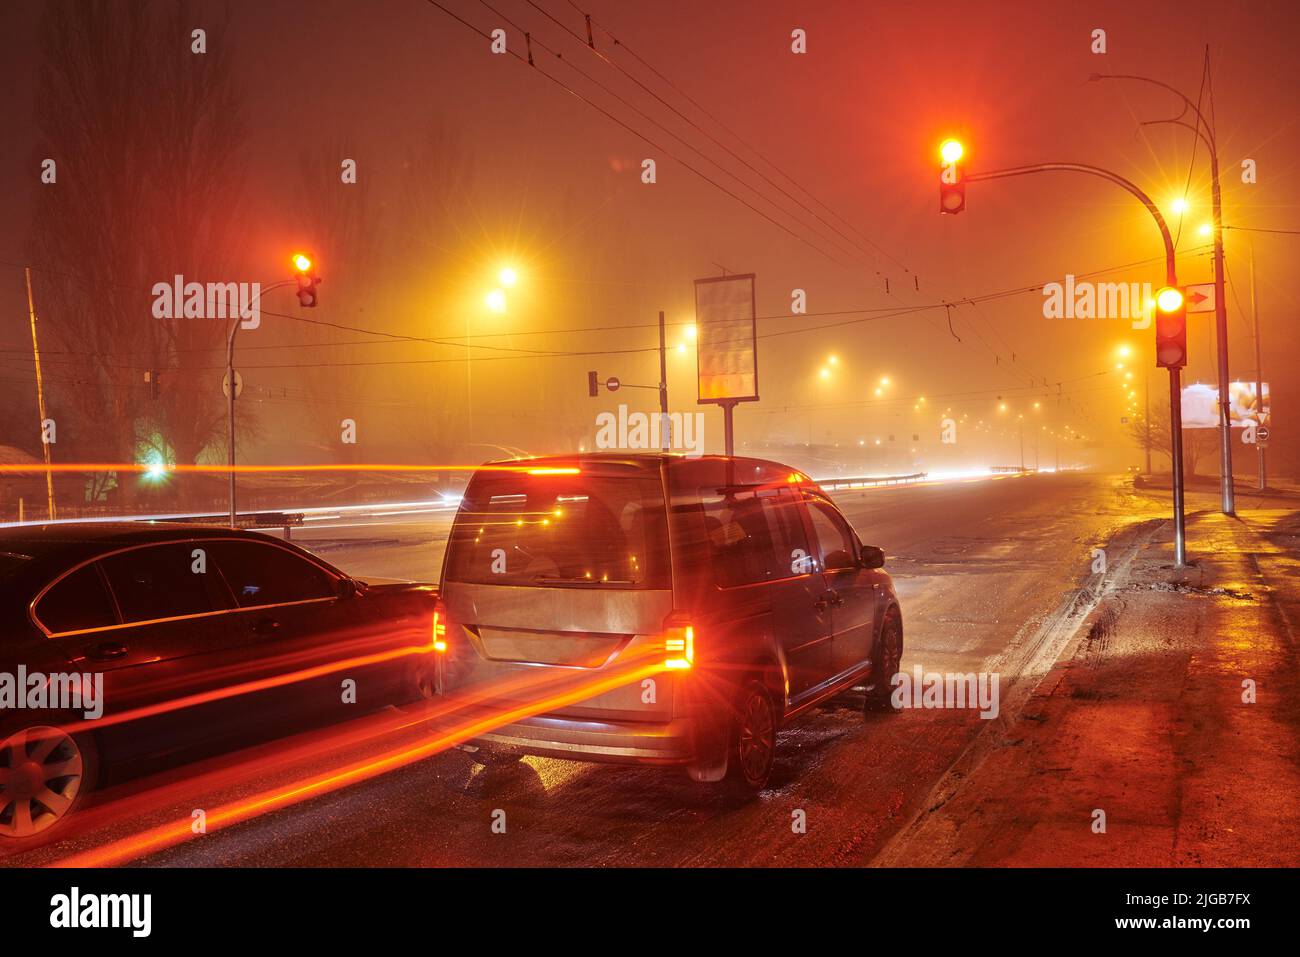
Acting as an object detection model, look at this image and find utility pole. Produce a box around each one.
[658,310,669,451]
[1208,121,1235,514]
[1250,241,1266,489]
[24,267,55,521]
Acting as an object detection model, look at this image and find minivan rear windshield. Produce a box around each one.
[445,467,671,589]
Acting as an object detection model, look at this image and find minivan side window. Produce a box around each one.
[206,541,335,607]
[805,496,858,572]
[34,564,118,635]
[702,486,810,588]
[99,544,230,623]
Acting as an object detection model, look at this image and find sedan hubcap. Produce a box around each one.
[0,727,84,839]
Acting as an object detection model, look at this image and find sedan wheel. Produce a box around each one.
[0,726,87,840]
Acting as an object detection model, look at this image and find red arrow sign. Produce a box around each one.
[1185,282,1216,313]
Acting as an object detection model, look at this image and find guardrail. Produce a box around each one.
[158,511,306,538]
[815,472,928,491]
[989,466,1036,474]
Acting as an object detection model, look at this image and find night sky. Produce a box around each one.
[0,0,1296,478]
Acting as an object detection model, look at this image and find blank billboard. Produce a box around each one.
[694,274,758,403]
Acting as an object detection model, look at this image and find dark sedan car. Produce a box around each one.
[0,522,439,847]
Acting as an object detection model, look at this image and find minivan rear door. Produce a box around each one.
[440,462,677,723]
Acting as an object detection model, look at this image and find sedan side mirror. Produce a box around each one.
[334,577,358,599]
[859,545,885,569]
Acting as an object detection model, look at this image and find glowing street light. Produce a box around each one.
[292,252,313,273]
[1171,196,1189,215]
[485,289,507,313]
[499,266,518,287]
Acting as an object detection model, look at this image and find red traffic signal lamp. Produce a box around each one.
[293,253,320,308]
[1153,285,1187,368]
[939,139,965,214]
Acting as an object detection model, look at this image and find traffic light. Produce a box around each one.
[1153,285,1187,368]
[939,139,965,214]
[587,370,599,397]
[293,253,319,308]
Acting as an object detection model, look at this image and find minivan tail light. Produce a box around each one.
[432,600,448,653]
[664,624,694,670]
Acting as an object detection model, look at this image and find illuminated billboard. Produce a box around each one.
[694,273,758,404]
[1181,381,1270,429]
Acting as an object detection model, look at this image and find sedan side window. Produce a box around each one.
[100,544,230,623]
[207,541,335,608]
[34,564,118,635]
[805,497,858,572]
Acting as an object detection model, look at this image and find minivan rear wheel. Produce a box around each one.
[865,611,903,714]
[724,680,777,794]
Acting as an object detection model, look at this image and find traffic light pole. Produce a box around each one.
[965,161,1185,566]
[226,279,295,528]
[1092,71,1235,516]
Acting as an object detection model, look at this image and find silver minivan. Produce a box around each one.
[435,453,902,793]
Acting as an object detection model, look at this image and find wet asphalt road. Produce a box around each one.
[5,472,1182,867]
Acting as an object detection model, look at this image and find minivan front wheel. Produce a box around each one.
[865,611,903,714]
[725,680,777,794]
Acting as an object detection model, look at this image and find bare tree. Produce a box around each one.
[1127,396,1217,476]
[27,0,246,504]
